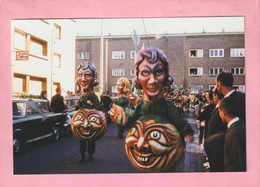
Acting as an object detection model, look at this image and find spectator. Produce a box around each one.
[197,90,215,143]
[216,71,245,122]
[219,97,246,171]
[50,87,66,113]
[40,90,50,112]
[204,86,226,172]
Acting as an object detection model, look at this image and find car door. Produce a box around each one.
[37,101,54,137]
[25,103,44,143]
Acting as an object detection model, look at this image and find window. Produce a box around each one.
[112,69,125,76]
[190,84,203,94]
[29,80,42,95]
[189,67,203,76]
[112,86,117,93]
[37,101,50,113]
[233,85,245,93]
[13,102,26,117]
[54,24,61,40]
[130,69,136,76]
[14,29,47,58]
[231,67,244,75]
[78,52,84,59]
[13,77,24,93]
[209,85,215,90]
[14,31,26,50]
[30,36,48,57]
[209,49,224,57]
[112,51,125,59]
[54,53,61,68]
[189,49,203,58]
[230,48,245,57]
[209,67,223,76]
[130,51,136,59]
[78,51,90,59]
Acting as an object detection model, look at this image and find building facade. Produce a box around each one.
[75,32,245,95]
[11,19,76,99]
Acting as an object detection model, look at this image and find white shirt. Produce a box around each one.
[227,117,239,129]
[224,89,235,98]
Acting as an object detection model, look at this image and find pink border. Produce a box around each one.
[1,0,260,186]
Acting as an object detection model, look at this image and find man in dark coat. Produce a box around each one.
[216,71,245,122]
[51,87,66,113]
[219,97,246,172]
[204,86,226,172]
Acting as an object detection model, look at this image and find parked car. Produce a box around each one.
[12,98,67,154]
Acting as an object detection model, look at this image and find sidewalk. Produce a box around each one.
[183,111,207,172]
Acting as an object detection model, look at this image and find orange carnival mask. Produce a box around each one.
[125,120,184,172]
[71,109,107,141]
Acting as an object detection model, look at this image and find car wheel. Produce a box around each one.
[13,138,21,154]
[52,127,60,141]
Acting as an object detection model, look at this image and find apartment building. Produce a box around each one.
[11,19,76,99]
[185,33,245,94]
[75,32,245,95]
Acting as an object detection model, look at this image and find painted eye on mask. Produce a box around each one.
[89,116,100,124]
[148,130,167,143]
[74,114,83,121]
[129,127,138,136]
[84,73,92,78]
[154,70,163,76]
[141,70,150,77]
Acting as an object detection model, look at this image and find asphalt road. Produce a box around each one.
[14,111,203,174]
[14,123,139,174]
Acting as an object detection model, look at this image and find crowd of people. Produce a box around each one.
[193,71,246,172]
[38,47,245,172]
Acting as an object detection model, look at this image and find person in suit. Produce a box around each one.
[219,97,246,172]
[204,86,226,172]
[206,86,226,137]
[215,71,245,122]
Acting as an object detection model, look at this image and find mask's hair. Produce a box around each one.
[118,77,130,93]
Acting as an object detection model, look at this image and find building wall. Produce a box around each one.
[185,34,245,93]
[75,33,245,95]
[11,19,76,99]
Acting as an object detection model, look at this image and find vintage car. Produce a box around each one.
[12,98,67,154]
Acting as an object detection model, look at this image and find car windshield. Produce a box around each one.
[13,102,26,117]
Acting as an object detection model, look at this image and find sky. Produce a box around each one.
[74,17,244,36]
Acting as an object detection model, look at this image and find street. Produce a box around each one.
[14,111,204,174]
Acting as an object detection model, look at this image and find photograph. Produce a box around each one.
[11,17,246,175]
[1,0,260,186]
